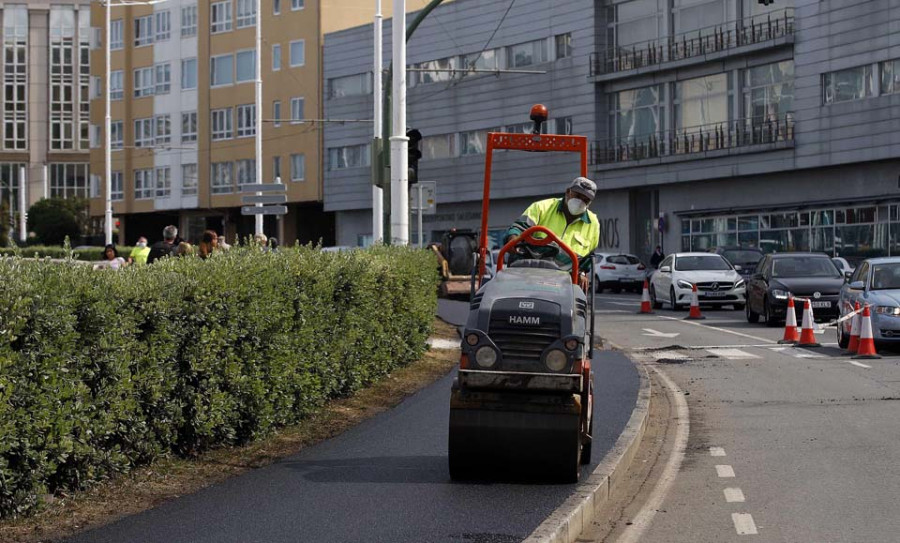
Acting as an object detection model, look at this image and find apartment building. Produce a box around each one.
[0,2,91,239]
[325,0,900,263]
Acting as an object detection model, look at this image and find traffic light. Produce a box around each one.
[407,129,422,185]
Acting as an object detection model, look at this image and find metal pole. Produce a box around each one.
[254,0,264,236]
[18,166,26,242]
[104,0,113,245]
[42,164,48,199]
[372,0,383,244]
[390,0,408,245]
[417,183,423,248]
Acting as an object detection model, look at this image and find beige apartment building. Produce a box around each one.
[0,2,91,240]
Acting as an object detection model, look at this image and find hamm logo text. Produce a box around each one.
[509,315,541,325]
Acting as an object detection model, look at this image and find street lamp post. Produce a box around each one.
[254,0,263,236]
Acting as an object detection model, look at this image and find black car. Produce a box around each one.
[709,246,764,279]
[746,252,844,326]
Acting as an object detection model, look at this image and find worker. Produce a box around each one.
[128,236,150,265]
[504,177,600,290]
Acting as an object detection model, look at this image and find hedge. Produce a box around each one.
[0,246,134,262]
[0,245,438,518]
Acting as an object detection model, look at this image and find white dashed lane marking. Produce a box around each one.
[732,513,759,535]
[709,447,726,457]
[705,348,759,359]
[849,360,873,369]
[724,488,746,503]
[715,465,736,478]
[769,346,824,359]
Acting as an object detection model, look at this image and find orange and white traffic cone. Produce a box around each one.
[846,301,861,354]
[639,279,653,314]
[778,296,799,344]
[685,284,705,320]
[796,299,821,347]
[853,305,881,360]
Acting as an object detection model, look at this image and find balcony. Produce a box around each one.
[590,8,794,79]
[590,113,794,167]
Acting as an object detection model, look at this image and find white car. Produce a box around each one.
[649,252,746,310]
[595,253,648,293]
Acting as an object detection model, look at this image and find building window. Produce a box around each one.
[155,167,171,198]
[675,73,730,131]
[612,85,665,141]
[743,60,794,121]
[290,97,304,123]
[155,114,171,145]
[182,163,198,195]
[111,120,123,149]
[111,171,124,201]
[236,49,256,83]
[292,0,304,10]
[327,143,370,170]
[78,9,90,151]
[461,49,499,74]
[460,129,491,156]
[272,44,281,71]
[155,11,171,41]
[155,63,171,94]
[50,163,90,199]
[882,59,900,95]
[134,168,154,199]
[110,70,123,100]
[328,72,372,98]
[211,162,234,194]
[236,159,256,186]
[274,0,281,15]
[414,57,456,85]
[674,0,727,35]
[211,1,233,33]
[508,38,548,68]
[3,4,28,150]
[181,112,198,143]
[182,58,197,89]
[823,64,876,104]
[273,156,281,180]
[555,116,573,135]
[422,134,456,159]
[181,5,197,37]
[134,67,154,97]
[134,118,154,147]
[134,15,153,47]
[210,54,234,86]
[555,33,572,59]
[50,6,76,151]
[110,19,124,50]
[90,124,101,148]
[273,101,281,126]
[237,0,257,27]
[291,153,305,181]
[237,104,256,137]
[290,39,305,67]
[211,108,233,140]
[608,0,665,52]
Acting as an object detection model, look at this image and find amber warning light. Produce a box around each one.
[529,104,548,134]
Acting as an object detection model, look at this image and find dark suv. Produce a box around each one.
[746,252,844,326]
[709,247,764,279]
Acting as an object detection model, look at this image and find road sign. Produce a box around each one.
[409,181,436,215]
[240,183,287,193]
[241,194,288,205]
[241,205,288,216]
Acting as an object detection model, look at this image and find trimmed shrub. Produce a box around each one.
[0,245,438,518]
[26,198,86,246]
[0,246,133,261]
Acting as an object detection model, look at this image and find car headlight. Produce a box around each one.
[735,279,745,289]
[474,346,498,368]
[875,306,900,316]
[771,289,790,300]
[676,279,693,289]
[544,349,568,372]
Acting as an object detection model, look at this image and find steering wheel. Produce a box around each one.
[496,226,580,284]
[514,238,561,260]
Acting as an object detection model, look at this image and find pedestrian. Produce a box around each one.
[99,243,126,270]
[147,225,179,264]
[128,236,150,265]
[198,230,219,259]
[650,245,664,269]
[268,237,279,251]
[254,233,268,248]
[174,241,194,257]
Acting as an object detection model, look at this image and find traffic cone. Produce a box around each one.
[796,299,821,347]
[778,296,799,344]
[846,301,861,354]
[638,280,653,314]
[685,284,705,320]
[853,305,881,360]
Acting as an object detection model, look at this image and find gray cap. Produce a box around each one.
[568,177,596,200]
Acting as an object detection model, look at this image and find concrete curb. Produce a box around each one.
[522,354,652,543]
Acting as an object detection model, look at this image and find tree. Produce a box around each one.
[27,198,81,246]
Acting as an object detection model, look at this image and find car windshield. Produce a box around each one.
[772,257,841,278]
[723,250,762,264]
[675,255,731,271]
[870,263,900,290]
[607,255,640,265]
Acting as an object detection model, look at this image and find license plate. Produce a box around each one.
[702,291,727,297]
[811,301,831,308]
[618,278,636,283]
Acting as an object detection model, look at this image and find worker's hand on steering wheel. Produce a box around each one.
[514,238,561,260]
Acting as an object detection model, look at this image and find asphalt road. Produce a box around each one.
[67,301,639,543]
[584,292,900,543]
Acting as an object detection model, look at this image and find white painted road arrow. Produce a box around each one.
[642,328,681,338]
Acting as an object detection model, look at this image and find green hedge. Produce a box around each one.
[0,246,438,518]
[0,246,135,262]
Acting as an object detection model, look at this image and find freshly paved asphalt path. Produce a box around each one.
[67,301,639,543]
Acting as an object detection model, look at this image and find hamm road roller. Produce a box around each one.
[448,105,596,483]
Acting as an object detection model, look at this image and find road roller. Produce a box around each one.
[448,105,596,483]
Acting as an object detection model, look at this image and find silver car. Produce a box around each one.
[838,257,900,347]
[595,253,648,293]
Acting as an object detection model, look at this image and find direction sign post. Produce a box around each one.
[240,183,287,217]
[409,181,436,247]
[241,205,288,216]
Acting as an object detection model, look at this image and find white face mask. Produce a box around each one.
[137,242,147,248]
[567,198,588,216]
